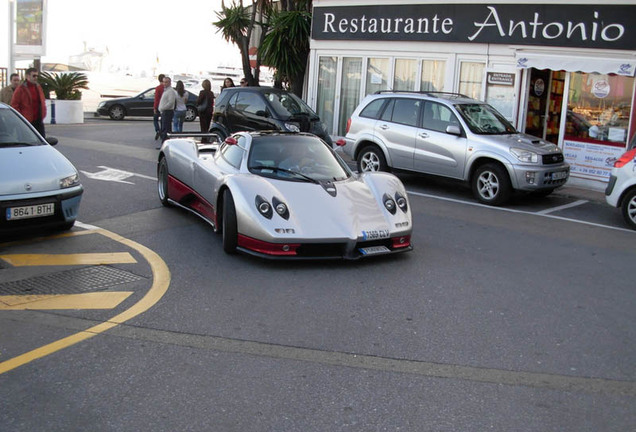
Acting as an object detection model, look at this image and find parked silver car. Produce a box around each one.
[0,103,83,235]
[605,147,636,230]
[343,91,570,205]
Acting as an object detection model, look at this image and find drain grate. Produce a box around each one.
[0,266,145,296]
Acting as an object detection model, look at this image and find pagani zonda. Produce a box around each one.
[157,131,412,259]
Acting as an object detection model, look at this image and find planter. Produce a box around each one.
[44,99,84,124]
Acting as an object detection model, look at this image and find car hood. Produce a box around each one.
[0,145,78,196]
[232,173,410,241]
[476,133,561,154]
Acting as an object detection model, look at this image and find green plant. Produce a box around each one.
[38,72,89,100]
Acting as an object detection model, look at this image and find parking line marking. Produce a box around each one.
[537,199,588,215]
[0,292,133,310]
[0,252,137,266]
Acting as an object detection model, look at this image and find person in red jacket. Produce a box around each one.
[153,74,165,140]
[11,68,47,137]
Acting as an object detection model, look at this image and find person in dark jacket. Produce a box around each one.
[153,74,165,140]
[11,68,47,137]
[197,79,215,143]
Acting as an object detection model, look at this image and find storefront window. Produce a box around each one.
[393,59,417,91]
[366,58,389,95]
[421,60,445,92]
[338,57,362,136]
[565,72,634,146]
[316,56,337,135]
[459,62,485,99]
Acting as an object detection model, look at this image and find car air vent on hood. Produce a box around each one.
[320,181,337,197]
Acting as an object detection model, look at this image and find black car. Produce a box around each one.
[96,87,199,121]
[210,86,333,146]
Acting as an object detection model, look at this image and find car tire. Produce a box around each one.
[472,163,512,206]
[621,188,636,230]
[157,157,171,207]
[59,221,75,231]
[222,189,238,254]
[185,106,197,122]
[108,104,125,120]
[357,145,388,172]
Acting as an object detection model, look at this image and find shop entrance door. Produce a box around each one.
[525,68,550,139]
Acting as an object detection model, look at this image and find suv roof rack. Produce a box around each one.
[374,90,470,99]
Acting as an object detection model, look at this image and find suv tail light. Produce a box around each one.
[346,118,352,134]
[614,148,636,168]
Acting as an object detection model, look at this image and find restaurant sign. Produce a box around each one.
[312,4,636,50]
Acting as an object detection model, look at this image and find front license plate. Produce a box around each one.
[6,203,55,220]
[551,171,568,180]
[359,246,391,256]
[362,229,390,241]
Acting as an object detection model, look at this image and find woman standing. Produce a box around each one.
[172,80,188,133]
[220,77,235,93]
[197,79,215,142]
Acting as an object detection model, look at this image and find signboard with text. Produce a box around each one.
[14,0,47,57]
[563,140,626,181]
[312,4,636,51]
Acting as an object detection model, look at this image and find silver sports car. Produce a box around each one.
[157,131,413,259]
[0,103,83,236]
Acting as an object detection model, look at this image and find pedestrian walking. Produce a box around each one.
[196,79,215,143]
[11,68,47,137]
[153,74,165,140]
[0,73,20,105]
[158,76,177,147]
[173,80,188,133]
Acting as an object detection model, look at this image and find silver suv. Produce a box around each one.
[343,91,570,205]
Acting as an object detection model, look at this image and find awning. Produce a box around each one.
[515,50,636,76]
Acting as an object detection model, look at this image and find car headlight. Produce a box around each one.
[284,122,300,132]
[510,147,539,163]
[272,196,290,220]
[59,173,80,189]
[255,195,273,219]
[395,192,408,213]
[383,193,397,214]
[98,101,106,108]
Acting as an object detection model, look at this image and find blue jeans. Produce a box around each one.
[173,110,186,133]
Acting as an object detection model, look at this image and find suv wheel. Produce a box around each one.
[357,145,387,172]
[472,163,512,206]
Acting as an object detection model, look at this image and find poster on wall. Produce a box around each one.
[563,140,626,181]
[14,0,46,56]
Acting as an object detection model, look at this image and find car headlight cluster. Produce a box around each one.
[510,147,539,164]
[59,173,80,189]
[256,195,289,220]
[284,122,300,132]
[383,192,408,215]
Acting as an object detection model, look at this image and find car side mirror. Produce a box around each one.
[46,136,58,146]
[446,125,462,136]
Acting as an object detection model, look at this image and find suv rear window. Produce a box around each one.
[360,99,387,119]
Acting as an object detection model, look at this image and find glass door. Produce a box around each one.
[525,68,550,139]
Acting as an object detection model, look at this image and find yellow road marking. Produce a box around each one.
[0,292,133,310]
[0,252,137,266]
[0,228,170,375]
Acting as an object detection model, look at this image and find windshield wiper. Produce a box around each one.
[0,142,37,147]
[250,165,320,184]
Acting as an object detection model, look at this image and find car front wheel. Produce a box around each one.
[621,188,636,230]
[108,104,125,120]
[357,145,388,172]
[472,163,512,206]
[222,189,238,254]
[157,157,171,207]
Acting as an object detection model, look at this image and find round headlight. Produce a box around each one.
[385,198,395,210]
[275,203,287,215]
[259,202,271,214]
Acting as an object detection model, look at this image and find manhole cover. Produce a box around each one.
[0,266,145,295]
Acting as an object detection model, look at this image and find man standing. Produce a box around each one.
[11,68,47,137]
[153,73,165,140]
[0,73,20,104]
[158,76,177,146]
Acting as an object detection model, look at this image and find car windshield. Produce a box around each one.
[263,91,317,118]
[248,135,350,182]
[0,108,44,146]
[454,103,517,135]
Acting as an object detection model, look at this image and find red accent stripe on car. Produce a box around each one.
[168,175,217,225]
[238,234,300,256]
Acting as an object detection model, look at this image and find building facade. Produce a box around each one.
[306,0,636,190]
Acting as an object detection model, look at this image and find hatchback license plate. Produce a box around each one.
[551,171,567,180]
[359,245,391,256]
[6,203,55,220]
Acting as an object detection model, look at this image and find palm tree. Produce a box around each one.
[39,72,89,100]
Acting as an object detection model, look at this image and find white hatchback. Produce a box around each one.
[605,147,636,230]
